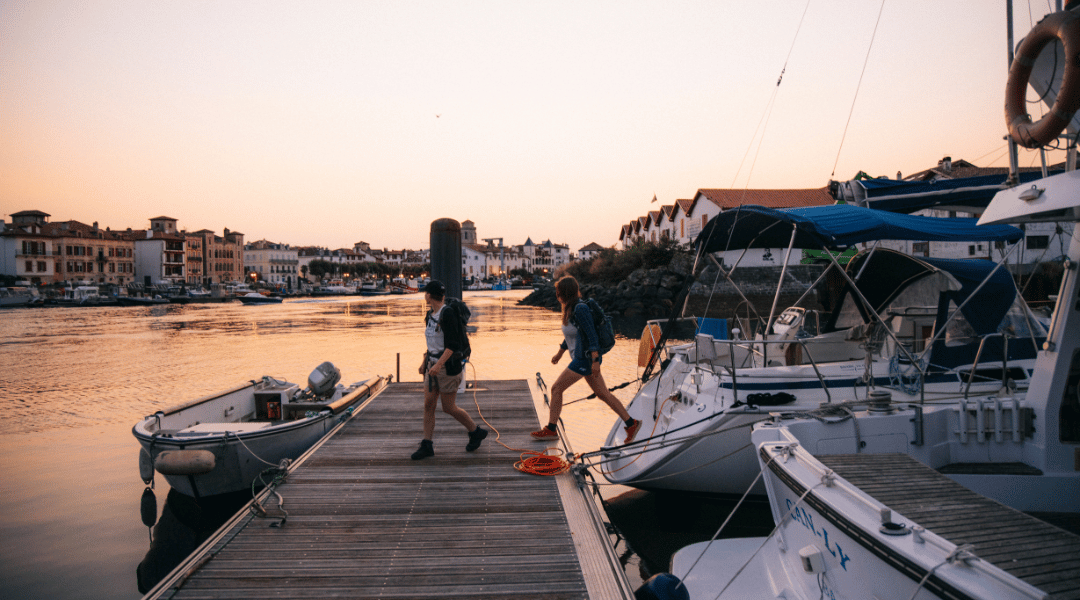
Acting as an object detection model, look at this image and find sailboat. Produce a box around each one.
[595,204,1041,496]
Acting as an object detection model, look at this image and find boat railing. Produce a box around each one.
[963,332,1011,399]
[705,336,835,404]
[757,429,1047,600]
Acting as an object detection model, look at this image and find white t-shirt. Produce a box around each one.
[562,322,578,356]
[425,306,445,355]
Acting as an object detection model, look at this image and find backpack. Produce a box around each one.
[573,298,616,355]
[443,297,471,361]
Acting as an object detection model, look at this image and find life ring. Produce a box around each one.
[1005,10,1080,148]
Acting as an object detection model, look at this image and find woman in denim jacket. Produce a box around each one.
[531,275,641,443]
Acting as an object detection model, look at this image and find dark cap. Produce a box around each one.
[420,280,445,296]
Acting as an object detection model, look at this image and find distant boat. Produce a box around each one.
[238,292,283,304]
[133,363,385,497]
[0,287,38,308]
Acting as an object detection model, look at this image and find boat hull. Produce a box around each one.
[133,376,381,497]
[601,351,1031,496]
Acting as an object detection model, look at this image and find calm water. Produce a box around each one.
[0,291,656,599]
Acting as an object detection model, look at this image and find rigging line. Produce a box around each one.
[729,0,813,190]
[830,0,888,178]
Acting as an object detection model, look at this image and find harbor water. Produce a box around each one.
[0,290,763,599]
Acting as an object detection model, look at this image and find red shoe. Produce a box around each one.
[624,419,642,444]
[531,427,559,440]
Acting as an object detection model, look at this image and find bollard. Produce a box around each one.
[430,218,463,299]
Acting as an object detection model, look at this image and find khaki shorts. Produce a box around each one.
[425,362,463,395]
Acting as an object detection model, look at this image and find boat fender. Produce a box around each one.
[1006,9,1080,148]
[154,450,216,476]
[139,449,155,484]
[633,573,690,600]
[140,486,158,528]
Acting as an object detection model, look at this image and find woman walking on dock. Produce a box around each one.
[411,280,487,460]
[531,275,641,443]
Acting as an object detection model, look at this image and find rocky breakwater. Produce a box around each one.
[518,253,829,338]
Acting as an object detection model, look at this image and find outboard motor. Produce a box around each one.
[307,362,341,397]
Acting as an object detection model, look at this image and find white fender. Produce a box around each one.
[154,450,216,476]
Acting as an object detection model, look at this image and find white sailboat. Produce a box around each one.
[595,205,1042,496]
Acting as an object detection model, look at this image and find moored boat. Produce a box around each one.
[133,363,386,497]
[663,420,1078,599]
[238,292,283,304]
[594,205,1037,496]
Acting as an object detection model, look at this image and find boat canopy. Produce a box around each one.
[833,250,1015,337]
[828,249,1043,367]
[847,171,1058,214]
[695,204,1025,253]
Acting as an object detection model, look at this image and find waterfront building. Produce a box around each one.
[129,217,186,286]
[577,242,606,261]
[244,240,299,289]
[0,210,135,286]
[170,225,243,286]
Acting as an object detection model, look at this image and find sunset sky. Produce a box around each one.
[0,1,1067,253]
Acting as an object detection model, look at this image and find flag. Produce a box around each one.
[650,194,657,203]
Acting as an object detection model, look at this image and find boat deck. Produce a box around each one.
[818,453,1080,600]
[142,379,632,600]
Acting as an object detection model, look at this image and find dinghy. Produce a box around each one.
[134,362,385,498]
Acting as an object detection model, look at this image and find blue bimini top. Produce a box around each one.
[694,204,1024,254]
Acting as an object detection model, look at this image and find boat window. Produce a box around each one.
[944,301,979,347]
[833,293,865,330]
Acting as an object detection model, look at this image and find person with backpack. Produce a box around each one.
[531,275,641,443]
[411,280,487,460]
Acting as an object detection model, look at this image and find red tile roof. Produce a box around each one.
[696,187,834,210]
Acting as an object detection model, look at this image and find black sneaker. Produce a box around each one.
[466,426,488,452]
[411,440,434,460]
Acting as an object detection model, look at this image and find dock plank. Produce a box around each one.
[818,453,1080,600]
[145,380,631,600]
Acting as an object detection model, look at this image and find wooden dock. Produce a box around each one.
[818,453,1080,600]
[143,379,634,600]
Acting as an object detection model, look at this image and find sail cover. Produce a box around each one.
[695,204,1025,253]
[852,171,1058,214]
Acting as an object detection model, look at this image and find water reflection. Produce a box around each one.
[136,488,251,594]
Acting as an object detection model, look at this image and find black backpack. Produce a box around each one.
[443,297,471,361]
[573,298,616,355]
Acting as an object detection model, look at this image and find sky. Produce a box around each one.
[0,1,1069,253]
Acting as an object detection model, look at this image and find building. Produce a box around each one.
[0,210,135,286]
[578,242,606,261]
[245,240,299,289]
[621,189,834,266]
[130,217,186,285]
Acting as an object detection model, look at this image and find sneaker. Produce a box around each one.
[411,440,434,460]
[466,426,488,452]
[624,419,642,444]
[530,427,559,440]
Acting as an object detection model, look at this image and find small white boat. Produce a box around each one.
[133,363,385,498]
[238,292,283,304]
[663,421,1076,600]
[0,286,38,308]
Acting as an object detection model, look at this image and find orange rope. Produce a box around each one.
[467,363,573,476]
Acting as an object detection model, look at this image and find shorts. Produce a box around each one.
[426,362,463,395]
[568,355,601,377]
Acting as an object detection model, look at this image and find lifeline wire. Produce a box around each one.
[831,0,888,177]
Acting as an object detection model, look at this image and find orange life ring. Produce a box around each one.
[1006,10,1080,148]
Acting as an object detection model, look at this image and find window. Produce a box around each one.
[912,242,929,256]
[1027,235,1049,250]
[37,261,46,272]
[25,260,33,272]
[968,245,976,256]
